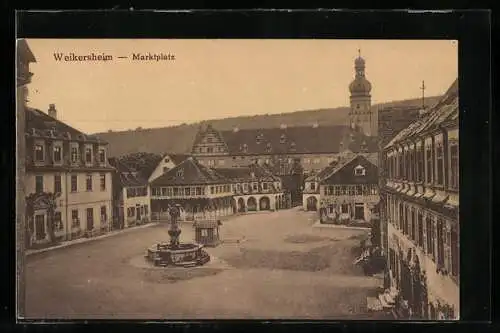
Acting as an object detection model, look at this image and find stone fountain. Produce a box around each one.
[145,205,210,267]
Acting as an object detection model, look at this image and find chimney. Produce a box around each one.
[48,104,57,119]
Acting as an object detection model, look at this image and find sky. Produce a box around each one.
[24,39,458,134]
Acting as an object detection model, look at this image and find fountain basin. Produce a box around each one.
[145,242,210,268]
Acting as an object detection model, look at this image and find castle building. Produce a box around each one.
[190,53,378,175]
[348,51,377,137]
[25,105,114,245]
[380,79,459,319]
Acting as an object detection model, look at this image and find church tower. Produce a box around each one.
[348,50,377,136]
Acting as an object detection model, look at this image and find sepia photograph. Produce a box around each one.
[16,38,459,320]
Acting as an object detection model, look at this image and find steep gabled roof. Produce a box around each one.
[195,124,378,155]
[151,157,228,186]
[25,107,107,144]
[320,154,378,185]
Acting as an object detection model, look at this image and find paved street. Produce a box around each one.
[26,208,389,320]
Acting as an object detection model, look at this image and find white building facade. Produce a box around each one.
[25,106,113,246]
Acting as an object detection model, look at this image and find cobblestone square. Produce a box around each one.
[25,208,392,320]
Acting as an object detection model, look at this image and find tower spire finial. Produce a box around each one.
[420,80,426,109]
[358,48,361,58]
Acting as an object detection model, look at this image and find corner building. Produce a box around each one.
[25,105,114,245]
[380,79,459,320]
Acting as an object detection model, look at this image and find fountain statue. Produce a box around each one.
[145,204,210,267]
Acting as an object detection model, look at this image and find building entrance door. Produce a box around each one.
[354,203,364,220]
[35,214,45,240]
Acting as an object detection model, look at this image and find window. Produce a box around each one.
[71,146,79,163]
[403,206,409,235]
[218,160,225,166]
[449,142,459,189]
[206,137,213,143]
[313,158,320,164]
[436,219,445,267]
[425,144,433,184]
[71,175,78,192]
[426,215,435,258]
[303,158,310,164]
[144,205,149,216]
[34,144,44,162]
[85,147,92,163]
[341,204,349,214]
[354,165,366,176]
[53,146,62,163]
[86,208,94,230]
[54,174,61,193]
[185,187,190,196]
[310,182,316,191]
[436,142,444,185]
[348,186,356,196]
[54,212,63,231]
[398,203,404,230]
[99,148,106,163]
[163,166,169,173]
[262,182,268,191]
[100,173,106,191]
[210,186,214,194]
[100,206,107,222]
[71,209,79,227]
[340,186,347,195]
[196,187,202,195]
[207,147,213,154]
[35,175,43,193]
[176,169,184,178]
[451,228,459,277]
[356,185,363,196]
[86,174,92,191]
[411,208,416,241]
[418,212,424,248]
[417,145,424,182]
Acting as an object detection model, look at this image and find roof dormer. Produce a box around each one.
[354,165,366,176]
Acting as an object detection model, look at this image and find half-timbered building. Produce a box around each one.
[150,157,234,221]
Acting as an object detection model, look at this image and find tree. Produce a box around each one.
[26,191,61,246]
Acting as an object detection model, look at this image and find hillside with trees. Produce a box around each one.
[96,96,441,157]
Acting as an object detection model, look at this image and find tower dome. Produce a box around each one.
[349,51,371,96]
[355,56,365,67]
[349,77,372,95]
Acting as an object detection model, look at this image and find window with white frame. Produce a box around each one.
[85,146,93,163]
[70,144,79,163]
[354,165,366,176]
[53,145,62,163]
[34,143,45,162]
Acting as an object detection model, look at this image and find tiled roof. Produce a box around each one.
[320,154,378,185]
[215,164,280,182]
[206,125,378,155]
[305,160,340,182]
[151,157,228,186]
[108,157,149,187]
[385,79,458,149]
[168,154,191,165]
[25,108,107,144]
